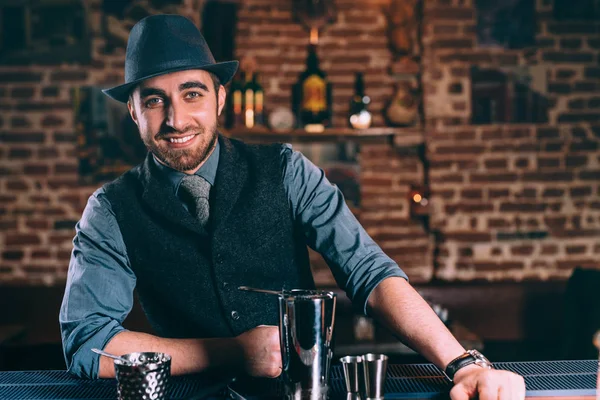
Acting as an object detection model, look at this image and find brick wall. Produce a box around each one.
[0,0,599,285]
[422,0,600,280]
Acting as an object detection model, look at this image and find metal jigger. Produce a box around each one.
[340,356,364,394]
[361,353,388,400]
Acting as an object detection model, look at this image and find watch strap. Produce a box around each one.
[444,352,477,382]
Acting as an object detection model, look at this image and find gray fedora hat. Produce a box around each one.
[103,14,239,103]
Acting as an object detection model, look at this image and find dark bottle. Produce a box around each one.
[348,72,372,129]
[292,43,332,132]
[253,73,265,127]
[226,71,244,129]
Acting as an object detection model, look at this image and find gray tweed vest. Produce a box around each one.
[102,135,314,339]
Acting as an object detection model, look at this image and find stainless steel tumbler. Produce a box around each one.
[114,352,171,400]
[279,290,337,400]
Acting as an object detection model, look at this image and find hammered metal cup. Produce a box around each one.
[114,352,171,400]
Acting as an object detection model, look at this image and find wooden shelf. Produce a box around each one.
[223,126,424,146]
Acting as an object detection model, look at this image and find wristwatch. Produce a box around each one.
[443,349,493,382]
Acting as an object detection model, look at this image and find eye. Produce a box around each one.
[185,91,202,99]
[144,97,163,108]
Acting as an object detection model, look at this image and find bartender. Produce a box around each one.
[60,14,525,400]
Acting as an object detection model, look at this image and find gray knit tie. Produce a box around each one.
[179,175,211,227]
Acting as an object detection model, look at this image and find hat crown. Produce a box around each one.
[125,14,216,83]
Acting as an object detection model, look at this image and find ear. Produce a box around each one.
[217,85,226,116]
[127,98,138,124]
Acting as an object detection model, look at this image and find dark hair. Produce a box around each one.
[128,70,222,103]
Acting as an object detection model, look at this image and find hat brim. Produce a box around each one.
[102,60,239,103]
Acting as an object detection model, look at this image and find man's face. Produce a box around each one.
[128,69,226,174]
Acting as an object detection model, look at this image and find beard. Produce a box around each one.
[143,123,218,172]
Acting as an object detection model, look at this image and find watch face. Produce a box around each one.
[468,350,493,369]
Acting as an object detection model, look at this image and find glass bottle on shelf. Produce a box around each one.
[292,27,332,133]
[226,71,244,129]
[253,73,265,127]
[243,71,255,129]
[348,72,372,129]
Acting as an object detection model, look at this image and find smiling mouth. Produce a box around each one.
[165,134,196,144]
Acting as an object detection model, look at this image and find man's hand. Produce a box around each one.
[234,325,282,378]
[450,364,526,400]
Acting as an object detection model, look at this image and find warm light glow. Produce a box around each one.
[310,27,319,45]
[412,193,422,203]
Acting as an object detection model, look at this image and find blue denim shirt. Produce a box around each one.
[59,142,407,378]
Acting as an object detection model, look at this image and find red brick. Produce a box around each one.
[10,117,31,128]
[570,141,598,152]
[41,115,65,128]
[5,234,41,246]
[0,72,43,82]
[32,250,51,259]
[547,22,597,35]
[361,177,393,187]
[442,232,492,242]
[29,195,50,204]
[565,156,588,167]
[500,203,547,212]
[435,145,485,155]
[580,170,600,180]
[541,245,558,255]
[583,67,600,80]
[484,159,508,169]
[557,259,599,269]
[42,87,60,97]
[471,173,518,183]
[488,189,510,198]
[433,39,473,50]
[430,174,464,183]
[15,102,72,112]
[511,246,534,256]
[428,7,474,20]
[38,148,59,159]
[556,69,576,80]
[48,178,79,189]
[432,25,460,35]
[50,71,89,82]
[560,38,582,50]
[522,172,573,182]
[570,186,593,197]
[5,180,29,191]
[2,250,24,261]
[10,87,35,99]
[537,157,560,168]
[24,164,49,175]
[26,219,50,229]
[542,188,564,198]
[487,218,511,228]
[55,164,78,174]
[0,132,45,143]
[542,52,594,63]
[558,113,600,123]
[445,204,494,214]
[461,189,483,199]
[8,148,33,159]
[0,220,17,230]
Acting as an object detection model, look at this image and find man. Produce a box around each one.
[60,14,525,399]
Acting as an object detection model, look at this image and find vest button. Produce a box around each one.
[231,310,240,320]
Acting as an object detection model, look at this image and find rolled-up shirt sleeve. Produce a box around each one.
[280,144,408,315]
[59,188,136,379]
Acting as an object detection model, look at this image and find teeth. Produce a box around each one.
[169,135,194,144]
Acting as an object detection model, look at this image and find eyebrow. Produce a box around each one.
[139,81,210,99]
[179,81,209,92]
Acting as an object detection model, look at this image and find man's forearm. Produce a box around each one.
[99,330,243,378]
[366,276,466,370]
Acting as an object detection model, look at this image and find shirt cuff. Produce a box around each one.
[66,321,126,379]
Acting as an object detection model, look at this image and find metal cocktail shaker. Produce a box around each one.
[278,290,337,400]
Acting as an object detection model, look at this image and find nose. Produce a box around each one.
[165,100,189,132]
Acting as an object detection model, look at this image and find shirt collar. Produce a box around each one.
[152,140,220,196]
